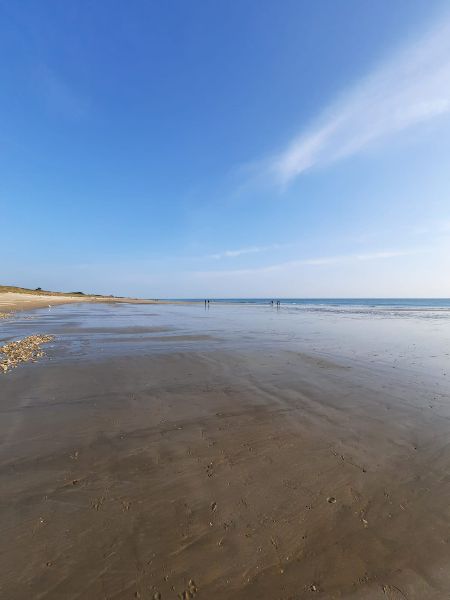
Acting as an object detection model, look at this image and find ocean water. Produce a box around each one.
[178,298,450,309]
[176,298,450,319]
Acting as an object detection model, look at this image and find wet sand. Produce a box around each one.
[1,304,450,599]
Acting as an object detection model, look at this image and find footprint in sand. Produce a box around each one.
[382,584,408,599]
[178,578,198,599]
[91,496,105,511]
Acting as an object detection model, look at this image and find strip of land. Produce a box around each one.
[0,285,160,314]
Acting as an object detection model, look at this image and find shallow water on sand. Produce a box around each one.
[2,301,450,389]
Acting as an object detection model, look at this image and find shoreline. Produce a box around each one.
[0,292,174,315]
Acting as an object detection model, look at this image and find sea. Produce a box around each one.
[176,298,450,311]
[176,297,450,308]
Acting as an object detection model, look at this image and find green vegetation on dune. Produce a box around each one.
[0,285,107,298]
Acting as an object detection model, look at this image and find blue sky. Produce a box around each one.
[2,0,450,297]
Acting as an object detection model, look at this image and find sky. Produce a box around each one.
[1,0,450,298]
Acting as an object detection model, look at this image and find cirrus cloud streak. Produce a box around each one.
[267,16,450,185]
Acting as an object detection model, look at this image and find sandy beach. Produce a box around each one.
[1,302,450,599]
[0,291,161,315]
[4,1,449,598]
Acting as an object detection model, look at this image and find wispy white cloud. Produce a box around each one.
[264,16,450,185]
[194,248,420,278]
[11,243,448,297]
[209,244,282,259]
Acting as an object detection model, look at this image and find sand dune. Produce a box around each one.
[0,291,161,314]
